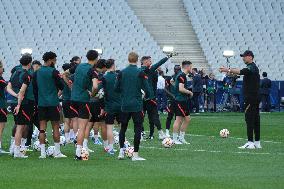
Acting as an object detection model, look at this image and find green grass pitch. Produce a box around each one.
[0,112,283,189]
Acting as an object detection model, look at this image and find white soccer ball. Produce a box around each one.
[46,146,55,156]
[81,148,90,160]
[95,88,104,99]
[220,129,230,138]
[59,136,66,146]
[162,137,174,148]
[20,146,27,155]
[33,140,41,151]
[114,135,119,145]
[125,146,134,158]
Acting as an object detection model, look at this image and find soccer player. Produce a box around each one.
[0,60,8,154]
[102,59,121,155]
[219,50,261,149]
[115,52,150,161]
[12,54,34,158]
[140,55,171,140]
[65,50,99,160]
[164,65,181,137]
[172,61,193,145]
[33,51,66,158]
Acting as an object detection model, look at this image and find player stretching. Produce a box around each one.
[115,52,150,161]
[172,61,193,144]
[65,50,99,160]
[102,59,121,155]
[33,52,66,158]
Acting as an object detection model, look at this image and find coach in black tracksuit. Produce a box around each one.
[219,50,261,149]
[260,72,271,112]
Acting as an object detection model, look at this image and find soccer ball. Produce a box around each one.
[20,146,27,155]
[162,138,174,148]
[114,136,119,145]
[46,146,55,157]
[81,148,89,160]
[125,146,134,158]
[220,129,230,138]
[33,140,41,151]
[95,88,104,99]
[59,136,66,146]
[124,140,130,148]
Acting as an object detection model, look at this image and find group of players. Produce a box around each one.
[0,49,194,161]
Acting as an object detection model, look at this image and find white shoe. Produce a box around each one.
[39,154,46,159]
[14,153,28,158]
[118,149,125,160]
[158,130,166,140]
[54,153,67,158]
[179,138,190,144]
[173,140,182,145]
[165,130,170,138]
[238,142,255,149]
[254,141,262,149]
[9,145,14,155]
[0,148,10,154]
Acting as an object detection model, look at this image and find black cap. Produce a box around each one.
[240,50,254,58]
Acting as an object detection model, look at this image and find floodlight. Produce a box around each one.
[223,50,234,58]
[163,46,174,53]
[21,48,32,55]
[94,48,103,55]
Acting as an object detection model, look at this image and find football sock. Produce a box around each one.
[70,129,74,139]
[14,145,20,154]
[109,143,113,151]
[76,145,82,157]
[54,143,60,155]
[65,132,70,142]
[40,144,46,156]
[103,140,108,149]
[173,132,178,141]
[83,138,88,149]
[180,131,185,140]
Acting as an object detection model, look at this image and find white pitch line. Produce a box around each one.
[140,146,284,156]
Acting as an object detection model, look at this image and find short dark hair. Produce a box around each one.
[32,60,42,66]
[62,63,71,71]
[262,72,267,77]
[20,54,32,66]
[182,60,192,67]
[106,59,115,69]
[70,56,80,63]
[140,56,151,63]
[42,51,57,62]
[96,59,106,69]
[86,50,99,61]
[192,68,198,72]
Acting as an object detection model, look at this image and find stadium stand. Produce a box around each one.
[0,0,166,79]
[183,0,284,80]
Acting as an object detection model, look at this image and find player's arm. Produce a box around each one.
[114,71,122,93]
[53,70,64,91]
[140,71,151,98]
[150,57,169,71]
[88,68,99,96]
[178,75,193,97]
[6,82,18,98]
[32,71,39,104]
[219,66,241,75]
[14,74,31,114]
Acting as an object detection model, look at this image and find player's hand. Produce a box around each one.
[99,109,105,117]
[188,91,193,97]
[167,53,173,58]
[87,90,92,97]
[219,66,229,73]
[14,105,20,115]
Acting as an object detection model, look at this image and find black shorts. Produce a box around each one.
[175,101,190,117]
[62,100,73,119]
[89,101,104,123]
[70,101,91,120]
[120,111,144,125]
[166,101,176,114]
[105,112,120,125]
[13,103,34,125]
[0,108,7,122]
[38,106,61,122]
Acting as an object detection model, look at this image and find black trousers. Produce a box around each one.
[119,111,143,152]
[143,99,162,136]
[244,102,260,142]
[261,94,270,112]
[192,92,201,113]
[166,101,175,130]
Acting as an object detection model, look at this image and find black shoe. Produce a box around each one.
[147,135,154,140]
[74,155,82,160]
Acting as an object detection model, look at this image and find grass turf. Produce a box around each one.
[0,112,283,189]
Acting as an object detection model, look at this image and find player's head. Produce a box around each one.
[0,60,4,75]
[262,72,267,78]
[42,51,57,67]
[192,68,198,74]
[62,63,71,71]
[182,60,192,73]
[128,52,139,64]
[141,56,152,67]
[209,73,215,79]
[96,59,107,72]
[106,59,115,71]
[174,65,181,74]
[240,50,254,64]
[70,56,81,65]
[86,50,99,65]
[20,53,32,69]
[32,60,42,71]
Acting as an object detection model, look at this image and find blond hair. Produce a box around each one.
[128,52,139,63]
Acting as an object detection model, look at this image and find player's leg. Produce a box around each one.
[118,112,130,159]
[13,124,27,158]
[165,102,175,137]
[38,107,48,158]
[105,113,115,154]
[239,103,255,149]
[132,111,145,161]
[64,118,71,143]
[254,104,261,148]
[173,101,185,144]
[9,104,17,154]
[0,108,7,153]
[179,115,190,144]
[92,123,102,145]
[83,121,93,152]
[100,122,108,151]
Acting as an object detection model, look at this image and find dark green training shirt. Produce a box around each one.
[33,66,64,107]
[140,57,168,99]
[62,74,73,101]
[103,71,121,113]
[115,64,150,112]
[0,76,7,108]
[70,63,98,103]
[175,72,189,102]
